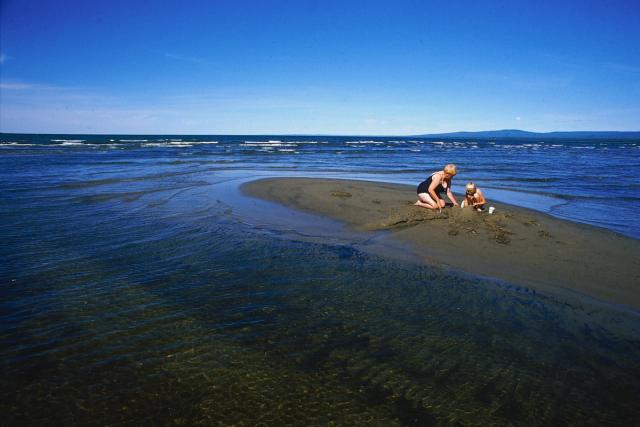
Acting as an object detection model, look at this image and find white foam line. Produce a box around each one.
[240,143,298,147]
[244,140,285,144]
[142,143,192,147]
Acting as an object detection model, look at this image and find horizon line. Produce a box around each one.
[2,129,640,137]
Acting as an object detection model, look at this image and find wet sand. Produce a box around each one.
[242,178,640,310]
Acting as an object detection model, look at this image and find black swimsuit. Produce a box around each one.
[417,172,446,196]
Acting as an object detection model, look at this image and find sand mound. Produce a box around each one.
[242,177,640,309]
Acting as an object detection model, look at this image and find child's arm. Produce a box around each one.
[472,190,486,206]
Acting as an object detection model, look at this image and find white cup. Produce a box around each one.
[489,206,495,214]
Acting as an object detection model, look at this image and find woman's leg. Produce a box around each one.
[415,192,439,209]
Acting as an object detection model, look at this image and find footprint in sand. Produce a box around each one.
[330,191,352,198]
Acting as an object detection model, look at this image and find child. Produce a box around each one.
[461,182,486,211]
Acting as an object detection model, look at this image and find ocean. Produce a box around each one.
[1,133,639,425]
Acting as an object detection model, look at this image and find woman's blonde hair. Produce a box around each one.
[444,164,457,176]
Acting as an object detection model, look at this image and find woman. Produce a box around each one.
[460,182,486,211]
[415,164,459,210]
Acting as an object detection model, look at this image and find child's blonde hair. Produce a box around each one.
[466,182,477,193]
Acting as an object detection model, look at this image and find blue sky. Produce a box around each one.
[1,0,639,134]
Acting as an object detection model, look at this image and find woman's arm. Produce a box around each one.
[446,185,458,206]
[428,175,442,203]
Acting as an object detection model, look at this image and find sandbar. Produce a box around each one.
[242,178,640,310]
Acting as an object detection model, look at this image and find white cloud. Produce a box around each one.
[605,62,640,73]
[164,52,207,65]
[363,118,389,125]
[3,77,637,134]
[0,82,32,90]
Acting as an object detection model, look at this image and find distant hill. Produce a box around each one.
[414,129,640,139]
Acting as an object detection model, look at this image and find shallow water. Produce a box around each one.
[1,134,640,425]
